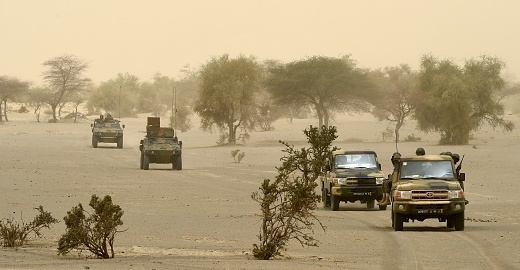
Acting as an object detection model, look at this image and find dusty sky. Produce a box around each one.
[1,0,519,85]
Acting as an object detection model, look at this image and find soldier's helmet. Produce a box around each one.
[452,153,460,163]
[391,152,401,160]
[445,151,452,157]
[415,147,425,156]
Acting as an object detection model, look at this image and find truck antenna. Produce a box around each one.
[171,86,177,137]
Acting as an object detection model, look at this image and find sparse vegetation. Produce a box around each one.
[231,149,246,163]
[403,134,421,142]
[58,195,125,259]
[251,125,338,260]
[0,206,58,247]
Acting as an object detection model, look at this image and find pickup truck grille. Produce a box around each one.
[412,190,449,200]
[345,178,376,186]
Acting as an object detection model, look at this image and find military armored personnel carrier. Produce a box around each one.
[139,117,182,170]
[390,154,466,231]
[90,114,125,148]
[321,150,386,211]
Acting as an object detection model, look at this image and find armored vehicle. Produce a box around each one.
[390,155,466,231]
[321,150,386,211]
[90,114,125,148]
[139,117,182,170]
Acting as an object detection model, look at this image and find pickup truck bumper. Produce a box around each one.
[331,186,383,199]
[392,200,465,216]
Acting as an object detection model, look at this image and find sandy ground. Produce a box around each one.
[1,110,520,270]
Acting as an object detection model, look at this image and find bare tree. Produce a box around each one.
[42,54,90,122]
[371,65,419,142]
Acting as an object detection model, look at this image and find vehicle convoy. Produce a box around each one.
[390,154,466,231]
[139,117,182,170]
[90,114,125,148]
[321,150,386,211]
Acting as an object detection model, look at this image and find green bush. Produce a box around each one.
[251,125,338,260]
[58,195,125,259]
[231,149,246,163]
[0,206,58,247]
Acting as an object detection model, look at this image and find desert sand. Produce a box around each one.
[1,109,520,270]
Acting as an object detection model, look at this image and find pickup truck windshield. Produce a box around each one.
[335,154,378,169]
[400,160,455,179]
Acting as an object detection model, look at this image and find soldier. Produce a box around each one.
[416,147,425,156]
[379,152,401,206]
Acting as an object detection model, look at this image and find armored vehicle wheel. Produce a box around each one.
[117,137,123,149]
[92,136,98,148]
[140,153,144,169]
[143,154,150,170]
[367,199,375,209]
[322,187,331,208]
[378,204,387,210]
[393,211,404,231]
[454,212,465,231]
[331,194,340,211]
[174,156,182,170]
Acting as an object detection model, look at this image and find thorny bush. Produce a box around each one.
[251,125,338,260]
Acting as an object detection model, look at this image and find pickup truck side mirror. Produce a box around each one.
[378,162,382,170]
[458,172,465,182]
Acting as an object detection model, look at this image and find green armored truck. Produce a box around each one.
[321,150,386,211]
[90,114,125,148]
[390,154,466,231]
[139,117,182,170]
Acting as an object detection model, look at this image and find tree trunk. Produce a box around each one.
[3,101,7,122]
[51,104,58,121]
[0,100,3,122]
[314,105,323,127]
[228,121,236,145]
[323,108,330,127]
[395,120,403,143]
[74,105,78,123]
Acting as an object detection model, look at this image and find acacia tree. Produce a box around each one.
[194,54,262,145]
[0,76,29,122]
[416,55,514,144]
[371,65,419,142]
[87,73,140,117]
[265,56,376,127]
[42,54,91,121]
[27,87,53,122]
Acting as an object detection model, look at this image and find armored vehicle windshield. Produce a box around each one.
[94,121,122,128]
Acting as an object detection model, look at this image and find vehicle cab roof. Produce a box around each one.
[332,150,377,156]
[398,155,452,162]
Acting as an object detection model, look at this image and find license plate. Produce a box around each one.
[353,192,371,196]
[417,209,443,214]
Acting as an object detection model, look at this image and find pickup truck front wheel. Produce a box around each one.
[454,212,465,231]
[393,211,404,231]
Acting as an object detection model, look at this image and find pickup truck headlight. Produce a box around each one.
[376,177,385,185]
[395,190,412,200]
[448,190,464,199]
[333,178,346,185]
